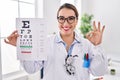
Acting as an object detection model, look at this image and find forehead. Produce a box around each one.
[58,8,75,17]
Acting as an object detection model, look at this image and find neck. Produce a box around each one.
[60,32,75,45]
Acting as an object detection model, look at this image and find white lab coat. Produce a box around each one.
[21,32,108,80]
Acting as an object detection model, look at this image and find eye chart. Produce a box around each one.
[16,18,47,61]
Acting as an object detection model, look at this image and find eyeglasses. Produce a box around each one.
[57,16,77,24]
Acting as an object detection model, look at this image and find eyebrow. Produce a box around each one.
[58,16,76,18]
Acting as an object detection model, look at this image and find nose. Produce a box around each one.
[64,19,69,25]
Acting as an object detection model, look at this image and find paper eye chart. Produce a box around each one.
[16,18,47,61]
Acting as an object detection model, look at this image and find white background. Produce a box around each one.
[81,0,120,58]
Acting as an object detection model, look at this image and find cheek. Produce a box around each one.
[72,24,76,29]
[72,21,78,28]
[58,24,62,29]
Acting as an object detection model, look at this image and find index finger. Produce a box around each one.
[93,21,97,31]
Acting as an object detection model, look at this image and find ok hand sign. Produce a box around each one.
[86,21,105,46]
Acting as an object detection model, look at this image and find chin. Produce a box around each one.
[62,31,72,36]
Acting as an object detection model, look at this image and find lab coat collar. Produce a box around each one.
[55,31,81,43]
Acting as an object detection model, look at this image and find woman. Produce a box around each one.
[5,3,108,80]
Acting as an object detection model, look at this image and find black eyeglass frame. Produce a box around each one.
[57,16,78,24]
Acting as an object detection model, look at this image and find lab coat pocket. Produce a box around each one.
[83,59,90,68]
[81,59,90,80]
[74,56,89,80]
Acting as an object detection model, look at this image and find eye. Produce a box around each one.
[68,16,75,20]
[58,16,65,20]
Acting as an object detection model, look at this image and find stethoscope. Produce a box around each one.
[63,40,79,75]
[64,55,78,75]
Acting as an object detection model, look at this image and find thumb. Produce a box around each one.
[86,31,94,40]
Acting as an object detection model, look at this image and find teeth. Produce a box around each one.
[63,27,70,31]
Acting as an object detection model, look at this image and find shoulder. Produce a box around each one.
[77,34,93,48]
[75,32,90,45]
[47,34,56,40]
[46,34,57,45]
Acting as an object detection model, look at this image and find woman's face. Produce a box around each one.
[57,8,78,36]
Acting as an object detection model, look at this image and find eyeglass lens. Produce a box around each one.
[57,16,76,24]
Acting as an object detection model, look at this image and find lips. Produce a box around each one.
[63,26,70,31]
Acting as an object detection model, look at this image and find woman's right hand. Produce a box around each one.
[4,30,19,46]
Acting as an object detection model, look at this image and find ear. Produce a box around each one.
[75,19,78,25]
